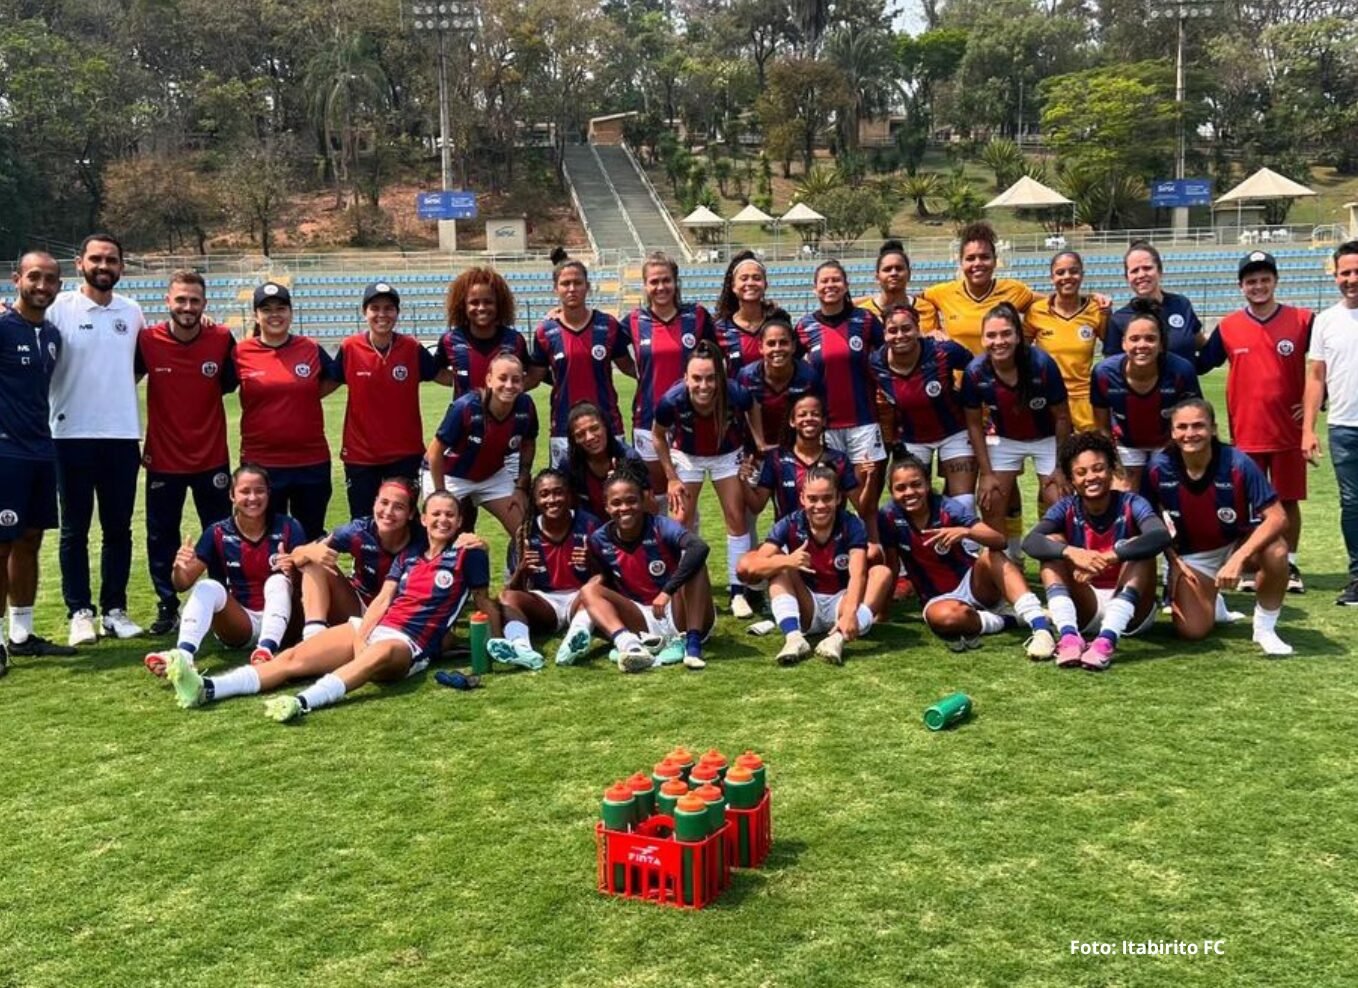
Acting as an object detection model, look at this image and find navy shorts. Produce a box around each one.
[0,455,59,542]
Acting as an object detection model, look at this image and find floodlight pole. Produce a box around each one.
[1150,0,1212,239]
[411,1,475,251]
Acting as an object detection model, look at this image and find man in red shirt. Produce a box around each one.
[136,270,238,633]
[1201,251,1311,592]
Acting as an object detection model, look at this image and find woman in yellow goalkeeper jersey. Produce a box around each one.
[1023,251,1107,433]
[916,221,1035,355]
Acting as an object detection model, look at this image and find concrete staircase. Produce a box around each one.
[561,145,642,255]
[593,145,687,257]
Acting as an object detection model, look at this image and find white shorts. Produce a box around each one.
[1082,586,1155,638]
[530,588,580,631]
[421,464,516,504]
[807,590,846,635]
[922,567,984,613]
[633,428,659,462]
[1178,544,1235,581]
[548,437,570,468]
[671,448,742,484]
[1116,444,1162,468]
[986,435,1057,475]
[631,598,712,642]
[215,606,264,648]
[903,430,974,466]
[348,616,427,676]
[825,424,886,464]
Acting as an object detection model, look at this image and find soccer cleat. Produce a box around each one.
[554,626,592,666]
[775,631,811,666]
[487,637,545,671]
[1335,580,1358,606]
[638,633,666,653]
[1055,632,1085,668]
[7,634,77,657]
[68,609,98,647]
[653,638,686,666]
[815,630,846,665]
[730,592,754,620]
[1287,563,1305,594]
[682,653,706,670]
[264,695,304,722]
[149,603,180,636]
[1080,636,1116,671]
[1253,629,1294,657]
[1024,628,1056,661]
[946,635,983,654]
[101,609,143,639]
[249,646,274,666]
[166,650,206,707]
[143,649,175,678]
[610,646,653,673]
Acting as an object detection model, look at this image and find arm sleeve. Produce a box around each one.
[432,333,452,372]
[331,343,347,383]
[1113,514,1171,561]
[661,530,710,595]
[419,343,439,381]
[463,547,491,589]
[611,318,632,359]
[1104,313,1125,358]
[134,339,147,377]
[756,452,776,491]
[1021,516,1069,561]
[527,326,550,369]
[838,456,859,493]
[945,341,972,371]
[524,400,540,441]
[435,400,466,447]
[1197,329,1227,372]
[327,520,357,552]
[876,510,896,549]
[220,338,239,394]
[194,527,216,565]
[730,380,753,411]
[960,368,982,409]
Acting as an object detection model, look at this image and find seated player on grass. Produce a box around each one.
[288,477,425,641]
[166,490,495,720]
[144,465,304,676]
[486,468,600,669]
[578,465,714,672]
[563,401,654,520]
[1021,433,1170,671]
[738,465,892,665]
[878,456,1051,653]
[1142,398,1294,656]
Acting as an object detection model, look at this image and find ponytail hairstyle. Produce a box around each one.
[803,462,842,492]
[564,401,626,493]
[876,239,911,274]
[715,250,771,322]
[1124,239,1164,274]
[552,249,590,290]
[685,340,729,440]
[231,462,271,490]
[1124,296,1169,376]
[641,250,683,308]
[514,466,572,568]
[983,302,1034,405]
[479,350,525,406]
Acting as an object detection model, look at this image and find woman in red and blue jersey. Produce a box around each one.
[796,260,887,535]
[713,251,789,373]
[425,351,538,537]
[288,477,425,638]
[435,267,529,397]
[653,342,757,616]
[563,402,653,520]
[234,283,342,540]
[143,464,304,676]
[963,303,1072,548]
[1141,399,1293,655]
[878,456,1050,653]
[487,468,600,670]
[735,315,819,452]
[579,465,714,672]
[1022,433,1169,670]
[1091,299,1202,490]
[871,303,975,502]
[526,255,635,467]
[334,282,439,519]
[166,490,495,720]
[627,251,715,493]
[745,393,856,521]
[738,465,892,666]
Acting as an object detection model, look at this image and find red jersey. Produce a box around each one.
[435,325,529,397]
[626,304,714,430]
[136,322,237,474]
[235,335,336,467]
[1202,305,1312,452]
[334,332,436,465]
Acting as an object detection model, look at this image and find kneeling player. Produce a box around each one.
[144,465,304,675]
[578,466,714,672]
[1143,399,1294,655]
[878,456,1051,652]
[487,468,599,669]
[738,465,892,665]
[1022,433,1170,670]
[166,491,494,719]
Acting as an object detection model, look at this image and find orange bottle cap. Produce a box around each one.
[604,782,634,802]
[470,611,489,623]
[653,759,681,778]
[690,764,718,781]
[660,779,689,796]
[700,748,727,765]
[626,772,654,793]
[668,746,694,763]
[736,751,764,769]
[693,784,723,802]
[726,766,754,783]
[675,794,707,813]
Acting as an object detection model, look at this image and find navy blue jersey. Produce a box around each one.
[763,509,867,596]
[1037,492,1158,590]
[877,494,976,602]
[961,348,1068,441]
[433,390,538,482]
[194,514,306,611]
[435,325,528,397]
[0,308,61,460]
[381,544,490,659]
[1142,442,1278,554]
[529,310,631,437]
[756,447,857,519]
[870,339,971,446]
[653,379,753,456]
[736,360,820,448]
[1106,293,1205,370]
[795,308,883,430]
[326,517,427,604]
[1090,353,1202,450]
[588,514,690,600]
[508,510,600,593]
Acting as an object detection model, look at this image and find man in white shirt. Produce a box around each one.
[1302,240,1358,605]
[46,234,146,644]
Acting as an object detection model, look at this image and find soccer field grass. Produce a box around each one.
[3,374,1357,987]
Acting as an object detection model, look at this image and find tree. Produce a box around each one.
[303,30,390,209]
[813,186,889,249]
[900,172,943,217]
[219,138,299,256]
[102,155,224,254]
[796,164,844,201]
[1041,64,1176,178]
[824,28,898,152]
[941,172,985,228]
[979,138,1025,190]
[756,58,850,175]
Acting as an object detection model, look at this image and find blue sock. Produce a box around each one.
[258,638,279,653]
[777,616,800,633]
[176,641,198,655]
[1001,614,1018,630]
[1029,614,1052,633]
[685,630,702,657]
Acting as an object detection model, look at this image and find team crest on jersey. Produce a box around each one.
[0,510,17,527]
[848,336,864,352]
[1217,507,1237,524]
[1029,397,1048,410]
[212,472,229,489]
[434,569,455,589]
[925,381,944,398]
[1168,314,1185,329]
[47,342,57,361]
[294,363,312,378]
[267,552,282,570]
[833,553,849,570]
[1078,324,1094,341]
[1276,339,1295,356]
[392,364,409,381]
[591,344,607,360]
[933,540,950,555]
[681,333,696,348]
[508,435,522,450]
[647,559,666,577]
[113,319,128,335]
[201,361,219,377]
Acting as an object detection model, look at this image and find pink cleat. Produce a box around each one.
[1080,636,1116,672]
[1054,633,1085,668]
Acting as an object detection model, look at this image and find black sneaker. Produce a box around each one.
[1287,563,1305,595]
[1335,580,1358,606]
[149,603,180,636]
[7,634,77,657]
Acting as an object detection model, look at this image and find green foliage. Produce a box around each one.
[979,138,1025,191]
[823,27,898,152]
[101,155,224,255]
[755,58,850,175]
[795,164,844,201]
[812,185,888,249]
[941,171,985,228]
[900,171,943,218]
[1057,160,1149,231]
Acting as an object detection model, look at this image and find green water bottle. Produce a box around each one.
[667,746,695,782]
[724,766,759,866]
[673,794,711,906]
[626,772,657,820]
[694,783,727,871]
[469,611,490,676]
[735,751,766,797]
[924,692,972,731]
[657,778,688,817]
[601,781,637,891]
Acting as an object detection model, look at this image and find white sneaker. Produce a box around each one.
[1253,628,1293,657]
[682,653,706,670]
[68,609,98,647]
[101,609,143,639]
[730,593,754,619]
[775,631,811,666]
[814,630,845,665]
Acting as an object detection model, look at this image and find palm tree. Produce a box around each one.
[824,28,897,154]
[795,164,843,202]
[304,30,390,209]
[900,172,942,218]
[979,138,1025,191]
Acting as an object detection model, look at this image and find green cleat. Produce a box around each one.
[263,695,303,723]
[166,650,205,708]
[554,627,592,666]
[487,637,545,671]
[652,637,686,666]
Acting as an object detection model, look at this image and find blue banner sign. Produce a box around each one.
[1150,179,1213,208]
[416,190,478,220]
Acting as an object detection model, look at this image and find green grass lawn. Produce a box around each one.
[3,375,1358,987]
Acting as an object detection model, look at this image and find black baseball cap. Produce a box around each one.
[253,282,292,307]
[1237,250,1278,280]
[362,280,401,309]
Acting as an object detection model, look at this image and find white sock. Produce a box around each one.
[565,610,592,638]
[206,664,261,702]
[1253,604,1280,634]
[302,620,327,641]
[1012,592,1045,629]
[977,609,1006,635]
[770,593,802,633]
[1100,590,1139,641]
[257,574,292,651]
[178,579,228,653]
[726,532,751,589]
[297,672,347,712]
[612,630,643,654]
[1006,536,1022,562]
[8,605,33,643]
[1046,584,1080,636]
[1214,594,1236,622]
[855,604,874,635]
[504,619,531,645]
[1287,552,1297,565]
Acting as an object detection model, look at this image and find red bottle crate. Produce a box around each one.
[596,815,732,909]
[724,790,772,869]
